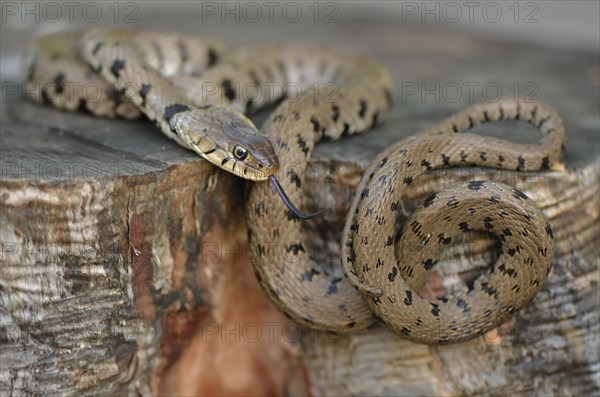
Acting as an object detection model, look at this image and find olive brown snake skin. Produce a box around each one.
[23,29,566,344]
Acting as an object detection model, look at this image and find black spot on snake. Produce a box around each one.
[531,105,538,119]
[109,86,122,105]
[538,115,550,128]
[538,246,548,257]
[467,180,484,191]
[221,158,229,166]
[91,42,103,55]
[388,266,398,282]
[507,247,517,256]
[437,233,452,245]
[361,188,370,198]
[401,327,412,335]
[467,116,474,128]
[496,103,505,119]
[442,154,450,165]
[163,103,191,123]
[457,299,470,313]
[430,303,441,317]
[331,104,340,122]
[54,72,65,94]
[446,196,459,208]
[512,189,529,200]
[483,111,490,121]
[221,79,236,101]
[489,195,501,203]
[376,258,384,268]
[385,236,393,246]
[254,202,266,216]
[300,268,321,282]
[422,258,435,270]
[326,278,342,296]
[481,282,497,297]
[503,228,512,237]
[410,220,422,235]
[287,169,302,188]
[499,263,517,277]
[404,290,413,306]
[257,244,266,256]
[208,47,218,66]
[296,135,309,155]
[308,116,320,133]
[458,222,471,232]
[341,123,351,136]
[139,83,151,106]
[284,243,305,255]
[541,156,550,170]
[460,150,468,161]
[371,112,380,127]
[545,222,553,238]
[452,124,458,133]
[390,201,399,212]
[77,98,92,114]
[423,193,436,208]
[421,159,432,170]
[483,217,494,229]
[480,152,487,161]
[348,249,356,264]
[403,176,413,185]
[110,59,125,77]
[358,99,367,118]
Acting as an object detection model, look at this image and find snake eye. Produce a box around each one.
[233,145,248,161]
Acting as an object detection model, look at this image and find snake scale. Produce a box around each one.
[24,29,566,344]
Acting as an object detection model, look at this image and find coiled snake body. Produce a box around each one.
[24,29,566,343]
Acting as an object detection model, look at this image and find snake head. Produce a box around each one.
[171,105,279,181]
[172,106,325,219]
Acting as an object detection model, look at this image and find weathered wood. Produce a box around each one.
[1,21,598,397]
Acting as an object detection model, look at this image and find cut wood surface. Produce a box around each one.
[1,16,598,397]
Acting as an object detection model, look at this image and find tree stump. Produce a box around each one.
[1,26,598,396]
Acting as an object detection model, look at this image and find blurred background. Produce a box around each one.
[1,1,599,81]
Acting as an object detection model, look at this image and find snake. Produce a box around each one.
[23,29,566,344]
